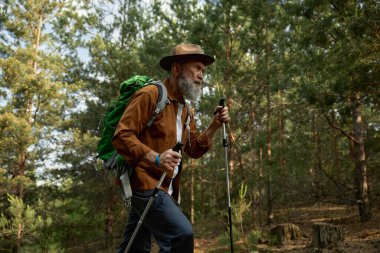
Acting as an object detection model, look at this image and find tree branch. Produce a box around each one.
[321,167,354,192]
[322,111,358,144]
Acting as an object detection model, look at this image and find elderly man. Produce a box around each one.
[113,44,230,252]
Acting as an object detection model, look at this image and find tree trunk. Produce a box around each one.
[15,152,26,198]
[16,224,22,253]
[270,223,302,245]
[265,92,273,226]
[201,157,206,221]
[351,92,371,222]
[265,20,273,224]
[265,27,273,225]
[105,185,116,246]
[258,125,263,226]
[278,91,286,200]
[251,112,256,173]
[331,110,341,175]
[224,5,232,89]
[250,111,257,224]
[312,111,323,200]
[190,158,195,224]
[266,176,273,225]
[311,223,343,248]
[14,8,44,253]
[331,109,343,197]
[209,153,215,217]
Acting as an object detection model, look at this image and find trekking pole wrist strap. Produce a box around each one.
[155,154,160,167]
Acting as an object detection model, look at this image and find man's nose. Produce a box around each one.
[197,71,203,80]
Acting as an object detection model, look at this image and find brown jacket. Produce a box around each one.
[112,79,211,200]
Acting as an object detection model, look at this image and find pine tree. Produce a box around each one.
[0,0,83,250]
[284,0,380,221]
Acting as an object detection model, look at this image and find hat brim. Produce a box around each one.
[160,54,215,71]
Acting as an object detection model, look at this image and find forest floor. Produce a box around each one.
[192,202,380,253]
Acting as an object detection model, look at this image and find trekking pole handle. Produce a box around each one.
[172,142,183,153]
[214,98,226,115]
[219,98,225,107]
[155,143,182,186]
[218,98,228,147]
[156,143,182,187]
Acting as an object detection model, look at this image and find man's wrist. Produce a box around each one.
[205,121,219,139]
[144,151,160,166]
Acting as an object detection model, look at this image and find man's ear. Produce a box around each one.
[171,63,181,77]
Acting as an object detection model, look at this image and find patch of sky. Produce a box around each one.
[34,129,73,185]
[0,87,11,107]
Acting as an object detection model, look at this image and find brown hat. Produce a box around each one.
[160,44,215,71]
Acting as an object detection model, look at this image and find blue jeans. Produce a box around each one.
[117,190,194,253]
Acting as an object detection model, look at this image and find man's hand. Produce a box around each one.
[158,148,181,178]
[212,105,230,127]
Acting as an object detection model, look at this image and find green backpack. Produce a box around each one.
[96,75,168,175]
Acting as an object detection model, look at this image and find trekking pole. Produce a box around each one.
[124,142,183,253]
[219,98,234,253]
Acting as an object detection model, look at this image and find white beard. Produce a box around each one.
[178,73,201,103]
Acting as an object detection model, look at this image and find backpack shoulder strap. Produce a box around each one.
[146,80,169,127]
[184,102,192,147]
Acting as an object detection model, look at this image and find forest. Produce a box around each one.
[0,0,379,252]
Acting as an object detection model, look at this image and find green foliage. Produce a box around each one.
[0,0,95,251]
[234,182,251,224]
[0,194,46,247]
[0,112,35,152]
[247,229,262,249]
[234,182,254,251]
[217,224,239,250]
[218,182,255,251]
[268,233,280,246]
